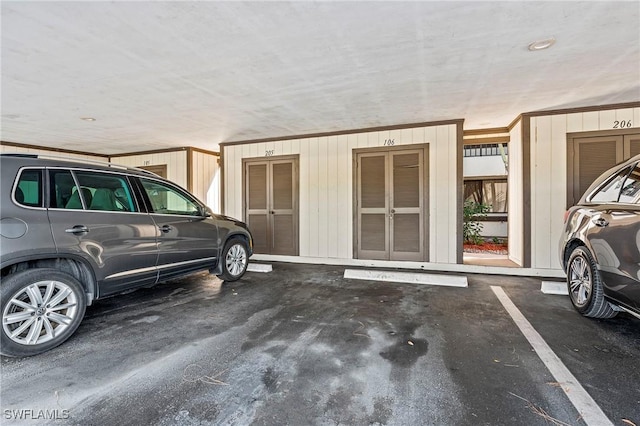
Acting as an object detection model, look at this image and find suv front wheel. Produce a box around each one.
[1,268,87,357]
[217,237,249,282]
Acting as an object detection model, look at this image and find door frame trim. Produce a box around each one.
[352,144,430,261]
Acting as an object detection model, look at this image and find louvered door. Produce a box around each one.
[244,157,298,255]
[571,136,622,205]
[356,148,427,261]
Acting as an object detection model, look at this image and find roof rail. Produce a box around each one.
[0,152,156,175]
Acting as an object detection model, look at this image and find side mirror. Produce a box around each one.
[199,205,212,217]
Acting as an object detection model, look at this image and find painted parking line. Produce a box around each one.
[490,286,613,426]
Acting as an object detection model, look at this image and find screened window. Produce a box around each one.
[464,179,508,213]
[15,169,43,207]
[140,179,200,215]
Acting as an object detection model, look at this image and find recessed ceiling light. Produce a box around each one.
[528,38,556,51]
[80,117,96,122]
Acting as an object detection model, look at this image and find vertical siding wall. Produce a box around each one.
[223,123,460,264]
[508,121,524,266]
[113,151,188,189]
[530,106,640,270]
[191,150,220,212]
[0,144,107,162]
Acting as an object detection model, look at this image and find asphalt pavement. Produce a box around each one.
[1,263,638,425]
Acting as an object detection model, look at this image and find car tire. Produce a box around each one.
[217,237,249,282]
[566,246,617,318]
[1,268,87,357]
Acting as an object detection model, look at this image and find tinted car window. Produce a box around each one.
[590,166,632,203]
[71,171,137,212]
[140,178,200,215]
[15,169,43,207]
[50,169,77,208]
[618,164,640,204]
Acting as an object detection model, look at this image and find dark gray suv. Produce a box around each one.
[0,154,253,357]
[559,154,640,320]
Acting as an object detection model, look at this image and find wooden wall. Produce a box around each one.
[529,106,640,270]
[113,151,188,189]
[508,120,524,266]
[191,150,220,212]
[223,123,461,264]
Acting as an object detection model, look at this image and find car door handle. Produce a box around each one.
[593,218,609,227]
[159,225,173,233]
[65,225,89,234]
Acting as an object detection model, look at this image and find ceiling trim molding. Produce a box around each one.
[220,119,465,147]
[524,101,640,118]
[507,114,523,131]
[110,146,219,157]
[463,136,510,145]
[191,147,220,157]
[109,147,190,158]
[0,140,110,158]
[463,127,509,136]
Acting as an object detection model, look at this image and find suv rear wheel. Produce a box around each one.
[567,246,617,318]
[1,268,87,357]
[217,237,248,282]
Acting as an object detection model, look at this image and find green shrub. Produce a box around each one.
[463,201,490,245]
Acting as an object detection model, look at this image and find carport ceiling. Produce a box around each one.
[2,1,639,155]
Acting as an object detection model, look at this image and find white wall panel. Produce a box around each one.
[225,147,236,220]
[582,111,599,131]
[114,151,188,188]
[614,108,634,129]
[299,139,311,257]
[530,106,638,270]
[531,116,552,269]
[599,110,616,128]
[223,122,460,264]
[308,138,320,257]
[326,136,339,258]
[336,134,350,259]
[317,137,329,258]
[566,113,583,133]
[191,150,219,211]
[508,121,524,266]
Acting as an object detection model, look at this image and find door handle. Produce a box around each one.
[159,225,173,233]
[65,225,89,234]
[593,218,609,227]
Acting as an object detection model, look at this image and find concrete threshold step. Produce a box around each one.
[344,269,467,287]
[247,263,273,273]
[541,280,568,295]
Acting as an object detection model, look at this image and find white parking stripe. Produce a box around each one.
[490,286,613,426]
